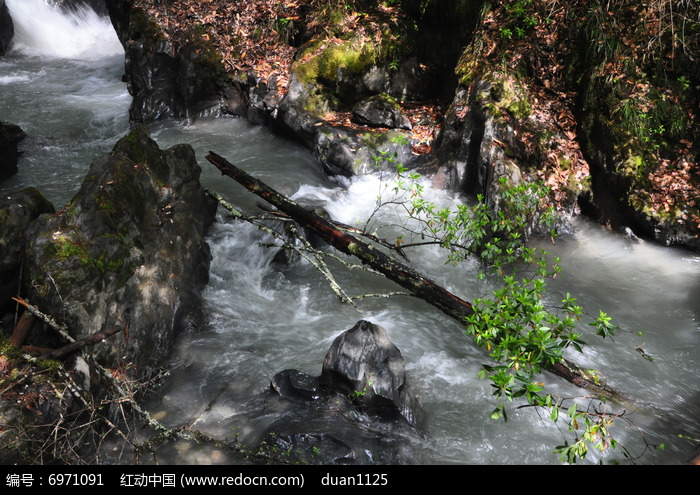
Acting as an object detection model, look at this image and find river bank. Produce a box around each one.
[110,0,699,251]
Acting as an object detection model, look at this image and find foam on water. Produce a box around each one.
[5,0,123,59]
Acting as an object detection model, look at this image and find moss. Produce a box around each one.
[129,7,166,52]
[36,358,64,375]
[470,68,533,127]
[456,31,486,88]
[621,154,646,179]
[181,23,226,80]
[111,128,170,189]
[488,73,532,121]
[295,37,378,86]
[302,86,339,116]
[361,130,392,150]
[52,232,90,264]
[48,229,132,282]
[0,334,22,361]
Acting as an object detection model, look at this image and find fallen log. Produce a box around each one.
[206,151,474,323]
[205,151,622,399]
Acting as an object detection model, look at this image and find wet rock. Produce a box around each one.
[352,93,412,130]
[246,75,281,126]
[270,321,424,427]
[276,76,416,179]
[271,369,324,402]
[0,122,25,181]
[106,0,228,124]
[260,320,425,465]
[0,0,12,56]
[0,188,54,319]
[321,320,424,427]
[274,60,419,179]
[22,127,217,381]
[433,77,573,237]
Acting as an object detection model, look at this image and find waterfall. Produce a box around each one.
[0,0,129,207]
[5,0,122,59]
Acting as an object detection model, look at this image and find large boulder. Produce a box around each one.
[22,127,217,380]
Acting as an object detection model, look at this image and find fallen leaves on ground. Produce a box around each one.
[131,0,697,217]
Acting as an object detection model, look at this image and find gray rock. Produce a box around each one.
[352,93,412,130]
[261,320,426,464]
[106,0,227,124]
[321,320,424,427]
[0,188,54,317]
[22,127,217,380]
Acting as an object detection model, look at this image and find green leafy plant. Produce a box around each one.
[361,151,630,463]
[348,373,375,403]
[501,0,539,39]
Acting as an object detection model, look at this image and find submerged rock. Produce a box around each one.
[21,127,217,380]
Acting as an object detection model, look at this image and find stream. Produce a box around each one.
[1,0,698,465]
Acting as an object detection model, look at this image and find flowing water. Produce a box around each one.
[1,1,699,465]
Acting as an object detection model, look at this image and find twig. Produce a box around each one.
[207,189,359,307]
[11,297,168,433]
[349,291,412,301]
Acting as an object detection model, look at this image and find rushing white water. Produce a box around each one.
[2,3,699,465]
[1,0,129,206]
[5,0,123,59]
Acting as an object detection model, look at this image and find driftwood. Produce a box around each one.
[206,151,622,399]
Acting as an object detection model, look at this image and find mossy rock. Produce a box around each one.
[21,127,217,379]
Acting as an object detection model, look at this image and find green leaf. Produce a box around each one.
[490,404,505,420]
